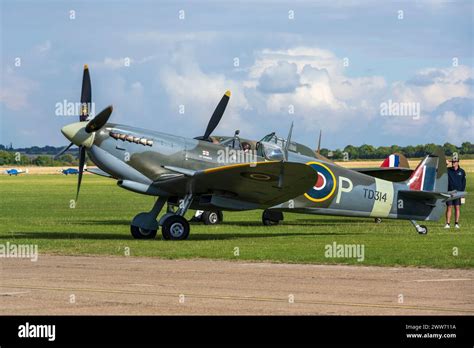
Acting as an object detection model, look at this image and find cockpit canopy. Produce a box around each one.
[257,132,316,159]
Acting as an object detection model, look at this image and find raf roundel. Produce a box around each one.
[304,162,337,202]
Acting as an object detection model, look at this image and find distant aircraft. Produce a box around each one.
[4,168,28,176]
[60,168,79,175]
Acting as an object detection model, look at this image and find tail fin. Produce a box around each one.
[405,148,447,192]
[380,153,409,169]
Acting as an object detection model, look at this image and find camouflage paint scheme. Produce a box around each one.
[271,149,447,222]
[86,124,317,210]
[60,66,465,238]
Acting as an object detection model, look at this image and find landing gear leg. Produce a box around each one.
[160,194,193,240]
[410,220,428,235]
[130,196,167,239]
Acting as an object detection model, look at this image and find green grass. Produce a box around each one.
[0,175,472,268]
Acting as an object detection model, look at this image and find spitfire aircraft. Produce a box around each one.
[60,168,79,175]
[57,65,316,240]
[59,65,466,239]
[4,168,28,176]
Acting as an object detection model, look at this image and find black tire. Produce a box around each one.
[263,218,279,226]
[418,225,428,235]
[130,225,157,239]
[262,209,283,226]
[202,210,222,225]
[374,218,382,224]
[162,215,190,240]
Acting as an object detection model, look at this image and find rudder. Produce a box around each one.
[405,148,447,192]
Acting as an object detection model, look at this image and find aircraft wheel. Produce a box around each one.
[262,210,283,226]
[417,225,428,235]
[374,218,382,224]
[162,215,190,240]
[202,210,223,225]
[130,225,157,239]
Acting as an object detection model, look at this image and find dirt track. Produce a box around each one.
[1,255,472,315]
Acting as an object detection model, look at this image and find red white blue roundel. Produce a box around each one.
[304,162,337,202]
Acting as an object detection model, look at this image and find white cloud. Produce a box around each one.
[391,65,473,111]
[435,111,474,140]
[160,49,250,135]
[0,67,38,111]
[158,44,473,145]
[257,61,301,94]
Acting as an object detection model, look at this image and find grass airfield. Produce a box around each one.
[0,174,472,268]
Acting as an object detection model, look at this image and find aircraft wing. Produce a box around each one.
[86,167,113,178]
[352,167,413,182]
[157,161,316,207]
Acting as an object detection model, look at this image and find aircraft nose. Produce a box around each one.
[61,122,95,148]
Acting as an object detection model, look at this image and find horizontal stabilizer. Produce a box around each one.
[353,167,413,182]
[399,189,466,203]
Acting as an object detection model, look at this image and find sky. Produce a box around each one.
[0,0,473,149]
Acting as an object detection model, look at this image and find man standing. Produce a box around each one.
[445,158,467,229]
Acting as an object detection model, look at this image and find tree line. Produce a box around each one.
[318,142,474,160]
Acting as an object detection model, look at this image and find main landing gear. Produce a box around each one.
[262,209,284,226]
[190,210,223,225]
[130,195,193,240]
[410,220,428,235]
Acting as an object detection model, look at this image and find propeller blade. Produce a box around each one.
[54,142,74,159]
[76,146,86,201]
[202,90,231,140]
[85,105,113,133]
[317,130,322,154]
[80,64,91,122]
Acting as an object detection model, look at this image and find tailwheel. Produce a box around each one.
[162,215,190,240]
[202,210,223,225]
[374,217,382,224]
[130,225,157,239]
[410,220,428,235]
[417,225,428,235]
